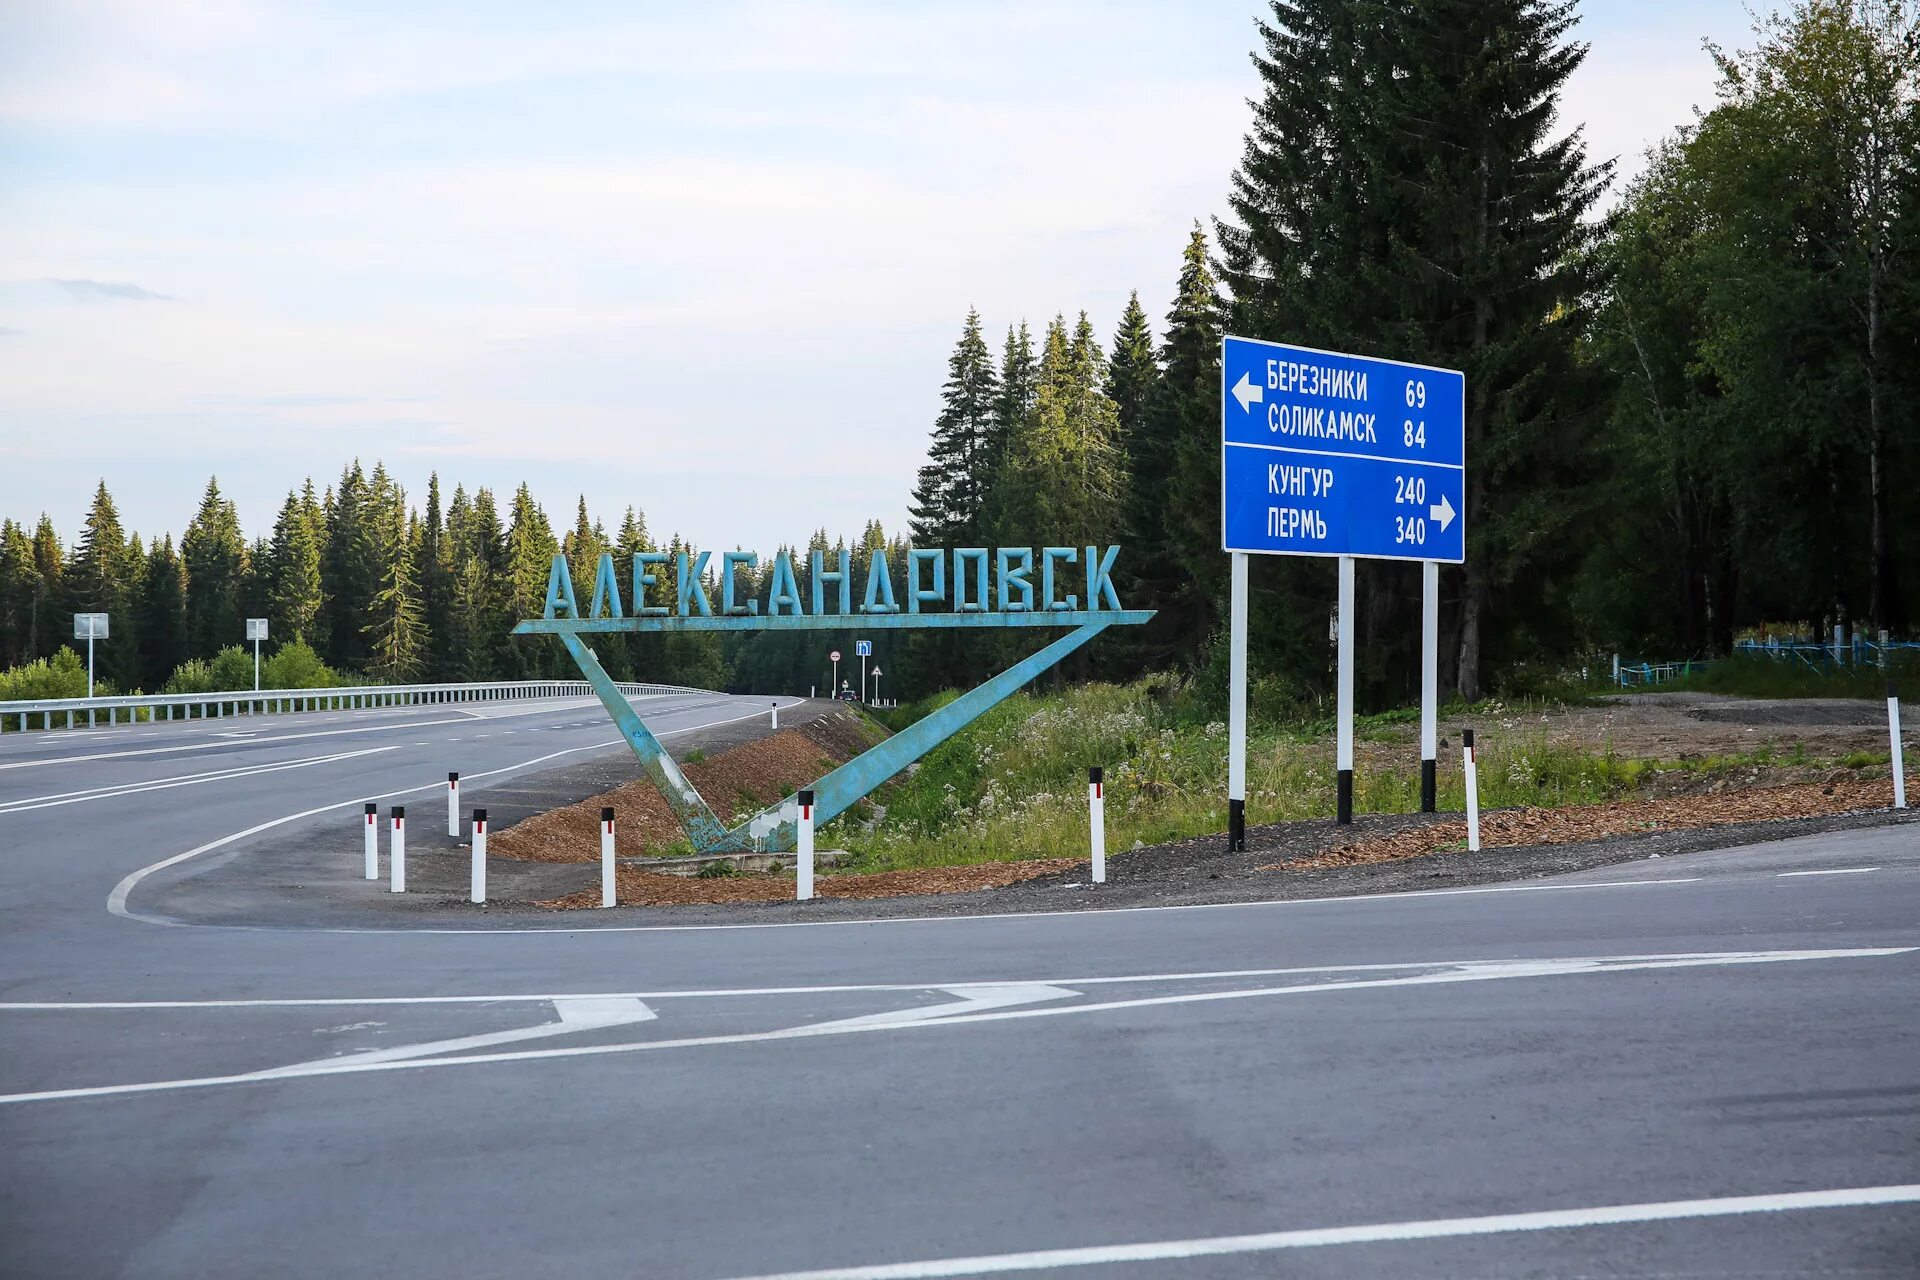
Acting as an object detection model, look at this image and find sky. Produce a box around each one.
[0,0,1765,553]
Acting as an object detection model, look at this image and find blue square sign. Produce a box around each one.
[854,640,872,657]
[1221,335,1466,564]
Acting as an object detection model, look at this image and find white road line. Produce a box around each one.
[109,700,797,924]
[0,717,472,770]
[1778,867,1881,877]
[0,747,402,815]
[3,948,1905,1106]
[707,1185,1920,1279]
[0,949,1896,1011]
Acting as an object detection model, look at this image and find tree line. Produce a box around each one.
[2,1,1914,710]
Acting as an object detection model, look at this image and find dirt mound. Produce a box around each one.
[539,858,1078,909]
[489,710,870,863]
[1264,775,1905,872]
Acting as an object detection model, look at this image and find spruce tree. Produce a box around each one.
[137,535,187,690]
[29,514,62,659]
[1105,293,1157,452]
[267,489,324,643]
[364,481,426,682]
[417,473,451,677]
[62,481,136,686]
[504,484,559,677]
[909,308,1001,546]
[0,519,34,668]
[181,477,247,659]
[323,461,376,671]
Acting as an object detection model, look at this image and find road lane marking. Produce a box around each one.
[2,949,1898,1010]
[1778,867,1880,877]
[707,1185,1920,1279]
[0,747,402,815]
[107,700,797,923]
[0,717,471,770]
[258,996,658,1075]
[4,948,1906,1105]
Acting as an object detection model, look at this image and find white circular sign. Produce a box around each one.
[829,650,841,662]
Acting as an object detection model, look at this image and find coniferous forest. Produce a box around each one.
[2,0,1916,709]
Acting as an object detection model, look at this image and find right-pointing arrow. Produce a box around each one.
[1430,494,1456,532]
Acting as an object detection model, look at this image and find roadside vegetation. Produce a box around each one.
[1632,654,1919,701]
[826,681,1871,874]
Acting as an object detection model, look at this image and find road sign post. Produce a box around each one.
[73,614,108,700]
[246,618,269,691]
[1221,335,1465,826]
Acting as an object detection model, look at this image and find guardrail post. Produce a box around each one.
[471,809,487,903]
[600,807,617,908]
[1463,729,1481,852]
[1088,767,1106,884]
[389,806,406,893]
[796,789,815,901]
[447,772,460,837]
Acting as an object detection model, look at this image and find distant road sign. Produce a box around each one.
[829,649,841,663]
[855,640,872,657]
[246,618,269,641]
[73,613,108,640]
[1221,335,1465,563]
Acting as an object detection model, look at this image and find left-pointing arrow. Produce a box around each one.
[1232,371,1263,413]
[1430,493,1456,532]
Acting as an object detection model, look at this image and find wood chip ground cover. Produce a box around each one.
[1263,775,1906,872]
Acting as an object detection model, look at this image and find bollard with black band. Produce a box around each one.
[1463,730,1480,852]
[389,805,406,893]
[363,802,379,880]
[600,807,617,908]
[471,808,488,904]
[1890,681,1907,811]
[1088,767,1106,884]
[447,772,460,838]
[796,789,815,901]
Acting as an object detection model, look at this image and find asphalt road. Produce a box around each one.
[1,694,1916,1278]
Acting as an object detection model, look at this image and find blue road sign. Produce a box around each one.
[854,640,873,657]
[1220,335,1465,563]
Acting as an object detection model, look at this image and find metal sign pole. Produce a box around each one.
[87,633,95,700]
[1420,560,1438,812]
[1227,551,1249,851]
[253,636,261,692]
[1336,554,1355,825]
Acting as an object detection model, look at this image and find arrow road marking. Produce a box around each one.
[1430,493,1455,531]
[256,996,658,1077]
[1232,370,1263,412]
[2,948,1905,1107]
[800,985,1079,1032]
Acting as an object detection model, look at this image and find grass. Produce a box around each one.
[1643,653,1918,701]
[824,680,1702,874]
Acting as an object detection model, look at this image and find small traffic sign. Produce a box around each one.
[855,640,872,657]
[73,613,108,640]
[871,665,883,676]
[246,618,269,641]
[829,649,841,663]
[1221,335,1465,563]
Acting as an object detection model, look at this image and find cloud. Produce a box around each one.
[0,326,21,337]
[48,278,175,302]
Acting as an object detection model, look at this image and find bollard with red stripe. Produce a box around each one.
[1463,730,1481,852]
[1089,766,1107,884]
[389,805,407,893]
[447,772,461,838]
[363,802,379,880]
[796,788,815,901]
[471,808,488,904]
[600,807,617,908]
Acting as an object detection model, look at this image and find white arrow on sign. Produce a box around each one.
[1430,494,1456,532]
[1232,371,1264,413]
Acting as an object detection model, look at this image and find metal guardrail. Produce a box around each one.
[1615,638,1918,687]
[0,679,711,733]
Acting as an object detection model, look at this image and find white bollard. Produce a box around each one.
[447,772,460,838]
[771,701,778,730]
[1890,683,1907,811]
[389,806,406,893]
[1088,766,1106,884]
[796,788,815,901]
[600,807,617,908]
[1463,730,1481,852]
[363,802,378,880]
[471,808,488,903]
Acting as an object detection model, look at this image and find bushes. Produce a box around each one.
[166,639,344,695]
[0,647,96,702]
